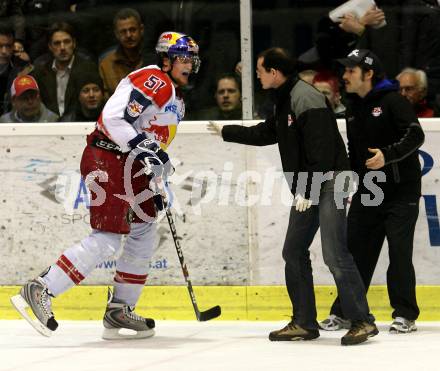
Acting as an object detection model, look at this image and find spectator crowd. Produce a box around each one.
[0,1,439,123]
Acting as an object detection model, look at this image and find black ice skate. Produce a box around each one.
[10,277,58,337]
[102,288,155,340]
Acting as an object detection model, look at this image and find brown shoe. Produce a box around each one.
[341,321,379,345]
[269,320,320,341]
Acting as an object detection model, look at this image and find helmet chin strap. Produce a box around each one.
[166,65,180,86]
[160,55,178,85]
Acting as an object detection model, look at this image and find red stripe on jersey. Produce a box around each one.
[128,68,173,109]
[96,113,113,140]
[114,271,148,285]
[56,255,85,285]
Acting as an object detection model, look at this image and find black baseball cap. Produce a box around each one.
[337,49,384,75]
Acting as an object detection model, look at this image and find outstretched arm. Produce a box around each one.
[210,117,277,146]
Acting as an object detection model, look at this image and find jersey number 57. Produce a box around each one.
[144,75,167,94]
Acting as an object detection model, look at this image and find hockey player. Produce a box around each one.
[11,31,201,339]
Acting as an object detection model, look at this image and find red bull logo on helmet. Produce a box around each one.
[186,38,198,53]
[161,33,173,40]
[157,32,184,51]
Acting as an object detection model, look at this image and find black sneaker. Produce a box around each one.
[341,321,379,345]
[269,320,319,341]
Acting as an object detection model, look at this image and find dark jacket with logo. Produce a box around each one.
[222,76,349,199]
[345,79,424,188]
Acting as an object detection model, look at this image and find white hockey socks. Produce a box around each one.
[111,223,155,306]
[41,231,122,297]
[113,270,148,306]
[41,262,78,297]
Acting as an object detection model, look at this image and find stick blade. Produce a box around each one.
[198,305,221,321]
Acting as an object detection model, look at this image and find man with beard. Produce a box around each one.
[320,49,424,334]
[32,21,99,120]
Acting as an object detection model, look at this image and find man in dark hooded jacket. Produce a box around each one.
[320,49,425,334]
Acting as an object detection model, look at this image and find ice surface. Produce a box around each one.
[1,320,440,371]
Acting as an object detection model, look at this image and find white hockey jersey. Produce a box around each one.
[96,65,185,152]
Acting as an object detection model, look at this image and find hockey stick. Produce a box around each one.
[165,209,221,321]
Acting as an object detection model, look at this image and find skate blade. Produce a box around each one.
[102,327,155,340]
[10,294,53,337]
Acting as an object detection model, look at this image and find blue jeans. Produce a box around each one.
[282,180,372,329]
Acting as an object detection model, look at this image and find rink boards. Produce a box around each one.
[0,120,439,319]
[2,285,440,321]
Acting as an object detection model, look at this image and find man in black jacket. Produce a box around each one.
[32,21,99,120]
[0,25,32,114]
[213,47,377,345]
[320,49,425,334]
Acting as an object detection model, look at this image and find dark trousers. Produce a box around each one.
[330,183,420,321]
[282,181,372,330]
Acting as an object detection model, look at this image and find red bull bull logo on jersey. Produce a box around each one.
[127,100,144,118]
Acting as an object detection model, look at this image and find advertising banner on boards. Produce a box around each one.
[0,126,438,285]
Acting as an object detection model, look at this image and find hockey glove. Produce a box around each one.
[128,133,173,179]
[295,194,312,212]
[153,181,173,212]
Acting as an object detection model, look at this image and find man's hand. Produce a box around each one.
[152,179,173,212]
[365,148,385,169]
[339,7,385,35]
[339,13,365,35]
[235,61,242,76]
[359,6,385,27]
[207,121,223,136]
[295,194,312,212]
